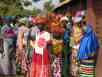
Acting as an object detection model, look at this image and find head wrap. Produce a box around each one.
[39,31,51,42]
[60,16,68,21]
[18,17,29,26]
[75,10,87,17]
[73,10,87,23]
[72,16,82,23]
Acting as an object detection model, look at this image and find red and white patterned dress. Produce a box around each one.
[30,31,51,77]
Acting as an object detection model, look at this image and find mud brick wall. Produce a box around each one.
[93,0,102,77]
[93,0,102,47]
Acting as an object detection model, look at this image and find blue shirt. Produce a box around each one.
[78,25,100,60]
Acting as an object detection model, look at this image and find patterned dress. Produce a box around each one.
[70,43,80,77]
[70,25,83,77]
[52,55,63,77]
[78,25,99,77]
[62,30,71,77]
[30,31,51,77]
[52,38,63,77]
[0,24,16,75]
[16,26,29,76]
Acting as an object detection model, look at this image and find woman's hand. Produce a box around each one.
[30,40,35,48]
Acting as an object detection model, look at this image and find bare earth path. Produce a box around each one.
[96,48,102,77]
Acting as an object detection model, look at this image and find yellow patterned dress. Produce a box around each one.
[70,25,83,77]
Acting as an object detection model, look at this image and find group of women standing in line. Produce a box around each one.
[16,11,100,77]
[16,13,99,77]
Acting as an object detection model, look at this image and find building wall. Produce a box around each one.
[54,0,87,14]
[87,0,102,46]
[93,0,102,47]
[91,0,102,77]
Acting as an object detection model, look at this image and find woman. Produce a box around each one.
[50,18,64,77]
[77,24,99,77]
[30,27,51,77]
[28,26,40,65]
[0,20,16,75]
[70,22,83,77]
[16,19,30,77]
[60,16,72,77]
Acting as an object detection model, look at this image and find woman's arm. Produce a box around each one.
[30,40,35,48]
[18,31,24,50]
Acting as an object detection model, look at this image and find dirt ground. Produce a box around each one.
[0,48,101,77]
[96,48,102,77]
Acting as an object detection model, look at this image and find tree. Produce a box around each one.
[0,0,55,16]
[44,1,54,15]
[0,0,33,16]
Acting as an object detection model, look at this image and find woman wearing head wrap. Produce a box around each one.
[49,17,64,77]
[60,16,72,77]
[71,10,100,77]
[70,16,84,77]
[28,26,40,63]
[71,10,99,77]
[0,19,16,75]
[16,18,30,77]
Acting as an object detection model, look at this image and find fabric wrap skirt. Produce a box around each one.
[79,57,96,77]
[30,48,51,77]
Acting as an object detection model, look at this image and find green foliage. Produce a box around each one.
[0,0,37,16]
[0,0,23,16]
[0,0,54,16]
[44,1,54,14]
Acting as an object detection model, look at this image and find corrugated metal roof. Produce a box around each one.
[54,0,72,9]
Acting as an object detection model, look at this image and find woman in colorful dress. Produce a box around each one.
[16,18,30,77]
[49,18,64,77]
[71,11,99,77]
[28,26,40,64]
[60,16,73,77]
[77,23,99,77]
[70,19,83,77]
[0,19,16,75]
[30,26,52,77]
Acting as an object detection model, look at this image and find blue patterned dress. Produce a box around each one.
[78,25,100,77]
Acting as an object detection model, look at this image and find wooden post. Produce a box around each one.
[80,0,82,10]
[87,0,96,30]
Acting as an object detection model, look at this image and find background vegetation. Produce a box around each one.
[0,0,54,16]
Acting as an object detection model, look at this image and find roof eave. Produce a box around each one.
[54,0,72,10]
